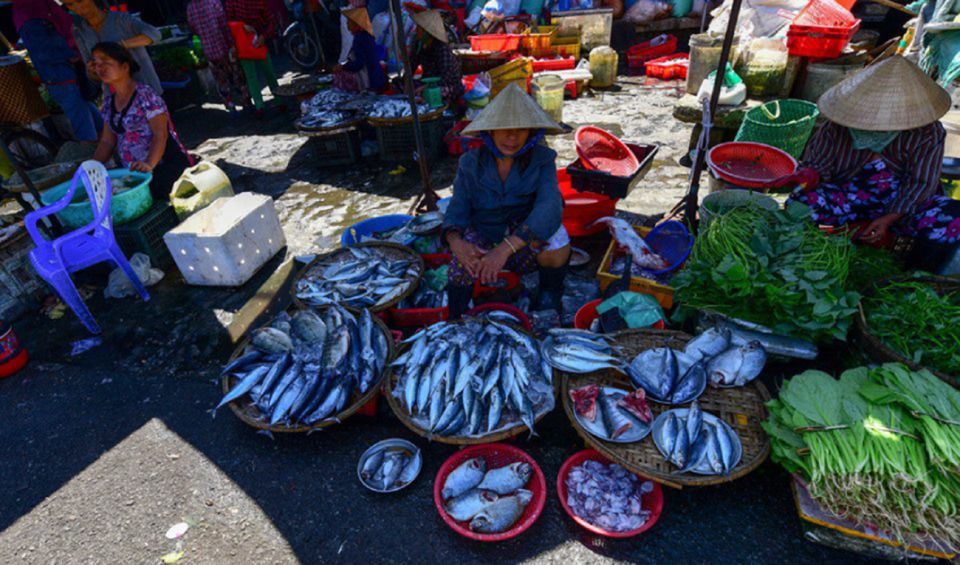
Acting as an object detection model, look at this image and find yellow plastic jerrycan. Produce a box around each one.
[170,161,234,220]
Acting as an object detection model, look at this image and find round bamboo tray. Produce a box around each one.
[294,116,363,135]
[222,304,396,433]
[854,275,959,387]
[384,320,554,445]
[366,105,446,126]
[291,242,424,313]
[560,328,771,488]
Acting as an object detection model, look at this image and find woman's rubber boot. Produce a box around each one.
[533,264,568,313]
[447,285,474,320]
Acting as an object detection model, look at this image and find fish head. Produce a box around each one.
[515,489,534,505]
[511,462,533,483]
[467,457,486,473]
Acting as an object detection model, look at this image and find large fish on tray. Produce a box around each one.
[592,217,669,271]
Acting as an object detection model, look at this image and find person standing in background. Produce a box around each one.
[62,0,163,95]
[13,0,101,141]
[186,0,250,112]
[409,9,462,105]
[225,0,282,116]
[332,7,386,92]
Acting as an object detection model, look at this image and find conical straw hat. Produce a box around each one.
[411,10,449,44]
[818,56,950,131]
[343,7,374,35]
[463,82,563,135]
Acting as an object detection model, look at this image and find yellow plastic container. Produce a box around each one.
[532,74,565,123]
[588,46,618,88]
[552,35,581,60]
[597,227,675,309]
[170,161,234,220]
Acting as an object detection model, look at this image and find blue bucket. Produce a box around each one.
[341,214,413,247]
[645,220,693,276]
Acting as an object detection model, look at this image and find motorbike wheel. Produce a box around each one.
[286,30,323,71]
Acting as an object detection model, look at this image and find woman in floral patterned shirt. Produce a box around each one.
[90,42,191,199]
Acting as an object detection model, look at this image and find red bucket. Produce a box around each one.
[434,443,547,542]
[557,449,663,538]
[558,168,617,237]
[573,298,666,331]
[0,322,27,378]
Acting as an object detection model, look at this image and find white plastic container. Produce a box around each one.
[163,193,285,286]
[170,161,234,220]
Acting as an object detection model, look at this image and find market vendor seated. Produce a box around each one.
[333,7,387,93]
[776,56,960,265]
[90,42,191,200]
[442,83,570,319]
[409,9,464,107]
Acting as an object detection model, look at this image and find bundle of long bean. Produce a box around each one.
[764,365,960,551]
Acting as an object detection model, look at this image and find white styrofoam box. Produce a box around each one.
[163,193,285,286]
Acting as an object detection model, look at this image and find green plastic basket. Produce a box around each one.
[734,99,819,160]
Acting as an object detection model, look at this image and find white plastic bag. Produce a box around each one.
[623,0,672,22]
[104,252,164,299]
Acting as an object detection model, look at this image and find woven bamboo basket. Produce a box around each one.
[294,116,363,135]
[291,242,424,313]
[384,319,554,445]
[366,105,446,127]
[222,304,396,433]
[560,328,771,488]
[854,275,959,387]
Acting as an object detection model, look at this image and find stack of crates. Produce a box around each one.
[307,128,362,167]
[115,201,180,268]
[0,227,45,320]
[520,26,558,58]
[489,57,534,98]
[376,118,445,163]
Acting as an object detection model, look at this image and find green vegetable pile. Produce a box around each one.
[863,280,960,376]
[674,202,859,341]
[764,364,960,550]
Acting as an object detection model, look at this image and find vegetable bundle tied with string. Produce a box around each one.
[764,364,960,551]
[674,202,859,342]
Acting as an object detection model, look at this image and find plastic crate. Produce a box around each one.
[532,57,576,72]
[596,226,677,309]
[387,253,450,328]
[469,34,522,53]
[787,21,860,59]
[552,36,581,60]
[520,26,557,56]
[375,118,445,163]
[307,128,361,167]
[444,120,484,156]
[115,201,180,268]
[488,57,533,82]
[626,34,678,69]
[566,143,659,199]
[645,53,689,80]
[491,75,531,98]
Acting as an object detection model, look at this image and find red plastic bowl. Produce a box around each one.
[575,126,641,178]
[557,450,664,538]
[707,142,798,189]
[466,302,533,331]
[573,298,666,331]
[434,443,547,542]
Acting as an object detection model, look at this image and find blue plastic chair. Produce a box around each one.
[26,160,149,334]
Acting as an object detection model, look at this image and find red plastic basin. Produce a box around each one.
[707,142,798,189]
[573,298,666,331]
[576,126,641,178]
[558,168,618,237]
[434,443,547,542]
[557,449,663,538]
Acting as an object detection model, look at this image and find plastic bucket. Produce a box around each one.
[0,322,28,378]
[340,214,413,247]
[532,74,565,123]
[40,169,153,229]
[573,298,666,330]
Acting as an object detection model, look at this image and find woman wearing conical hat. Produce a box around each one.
[333,7,387,92]
[409,9,464,106]
[442,83,571,318]
[778,56,960,257]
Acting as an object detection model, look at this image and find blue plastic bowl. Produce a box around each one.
[341,214,413,247]
[645,220,693,276]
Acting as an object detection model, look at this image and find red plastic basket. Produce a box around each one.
[466,302,533,331]
[794,0,856,27]
[626,34,678,69]
[556,450,663,538]
[573,298,666,331]
[575,127,640,178]
[531,57,576,73]
[707,142,798,189]
[469,34,523,53]
[434,444,547,542]
[644,53,689,80]
[786,20,860,59]
[388,254,450,328]
[558,168,618,237]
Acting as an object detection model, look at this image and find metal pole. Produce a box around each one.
[388,0,438,213]
[684,0,744,233]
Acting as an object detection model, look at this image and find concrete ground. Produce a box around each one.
[0,67,883,564]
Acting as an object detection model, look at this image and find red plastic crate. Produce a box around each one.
[786,20,860,59]
[387,253,450,328]
[531,57,576,73]
[558,168,618,237]
[644,53,689,80]
[626,34,678,69]
[444,121,483,156]
[469,34,522,53]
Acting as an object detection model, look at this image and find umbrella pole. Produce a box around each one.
[388,0,439,214]
[683,0,744,233]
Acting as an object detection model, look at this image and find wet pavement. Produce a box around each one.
[0,71,881,563]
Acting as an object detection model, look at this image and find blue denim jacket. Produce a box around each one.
[443,145,563,245]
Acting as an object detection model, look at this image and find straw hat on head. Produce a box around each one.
[463,83,563,135]
[343,7,374,35]
[411,9,449,44]
[818,56,950,131]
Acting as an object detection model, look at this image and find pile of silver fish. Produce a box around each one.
[472,309,524,326]
[353,212,444,245]
[216,305,388,427]
[654,401,741,475]
[570,384,652,441]
[406,212,444,234]
[298,109,358,130]
[391,320,554,438]
[296,246,418,309]
[541,329,624,374]
[565,460,653,533]
[397,265,447,309]
[593,217,668,272]
[359,443,421,492]
[441,457,534,533]
[368,97,433,119]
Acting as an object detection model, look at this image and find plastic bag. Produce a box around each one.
[708,0,806,56]
[104,253,164,299]
[623,0,672,23]
[465,72,492,101]
[596,291,665,329]
[697,64,747,105]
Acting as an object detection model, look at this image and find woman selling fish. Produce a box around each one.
[442,83,570,318]
[774,56,960,269]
